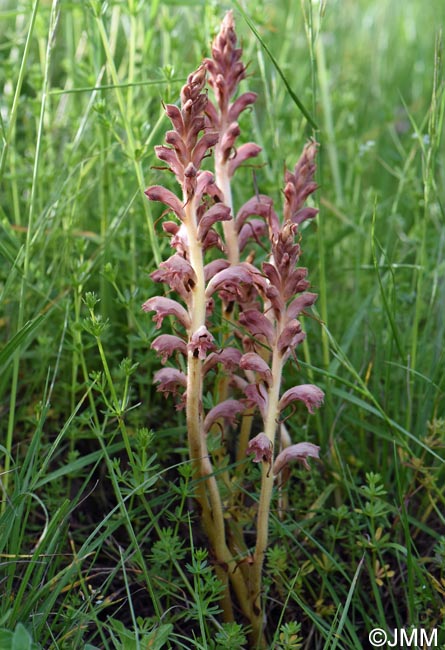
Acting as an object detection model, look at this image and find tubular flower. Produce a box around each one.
[279,385,325,415]
[204,399,245,433]
[151,334,187,364]
[247,432,273,465]
[142,296,191,331]
[273,442,320,474]
[187,325,216,360]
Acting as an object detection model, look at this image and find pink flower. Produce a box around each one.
[228,94,258,123]
[204,259,230,282]
[205,263,258,304]
[244,383,269,419]
[153,367,187,397]
[204,10,248,106]
[283,140,319,224]
[277,320,306,357]
[235,195,277,233]
[240,352,272,383]
[229,138,261,176]
[283,267,310,301]
[238,219,268,252]
[198,203,232,243]
[162,221,189,256]
[195,170,221,206]
[203,399,245,433]
[238,309,275,344]
[150,254,196,297]
[217,121,240,164]
[145,185,185,221]
[142,296,191,330]
[279,384,325,415]
[246,432,273,464]
[151,334,187,364]
[286,292,318,320]
[273,442,320,474]
[187,325,216,360]
[203,347,242,374]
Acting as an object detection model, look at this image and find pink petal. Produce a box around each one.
[246,432,272,464]
[194,170,216,205]
[244,383,269,419]
[273,442,320,474]
[262,261,281,292]
[203,347,242,374]
[218,121,241,162]
[291,207,319,225]
[165,130,188,163]
[151,334,187,364]
[238,309,274,343]
[201,230,224,252]
[198,204,232,242]
[203,399,245,433]
[192,131,220,168]
[164,103,184,136]
[229,142,262,177]
[204,98,220,127]
[142,296,191,330]
[150,254,196,295]
[162,221,179,236]
[240,352,272,382]
[145,185,185,221]
[204,259,230,282]
[279,384,325,415]
[170,223,189,256]
[205,263,256,298]
[153,367,187,396]
[235,195,275,232]
[286,292,318,320]
[153,145,183,178]
[238,219,268,251]
[277,320,305,356]
[228,92,258,122]
[283,267,310,299]
[187,325,216,360]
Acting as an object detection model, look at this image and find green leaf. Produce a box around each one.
[11,624,33,650]
[0,629,13,646]
[141,624,173,650]
[0,314,48,369]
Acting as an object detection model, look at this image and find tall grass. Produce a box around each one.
[1,0,444,648]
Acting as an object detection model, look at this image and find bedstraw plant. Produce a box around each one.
[142,12,323,646]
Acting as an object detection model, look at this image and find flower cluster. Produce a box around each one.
[204,11,261,181]
[203,140,324,467]
[141,11,324,643]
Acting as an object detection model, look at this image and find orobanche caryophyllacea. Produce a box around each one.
[142,11,323,647]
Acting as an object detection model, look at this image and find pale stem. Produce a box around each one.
[250,338,284,621]
[183,193,258,629]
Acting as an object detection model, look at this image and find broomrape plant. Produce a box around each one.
[142,12,323,646]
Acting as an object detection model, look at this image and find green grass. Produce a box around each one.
[1,0,445,648]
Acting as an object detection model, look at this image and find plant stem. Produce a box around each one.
[250,342,284,641]
[183,193,261,630]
